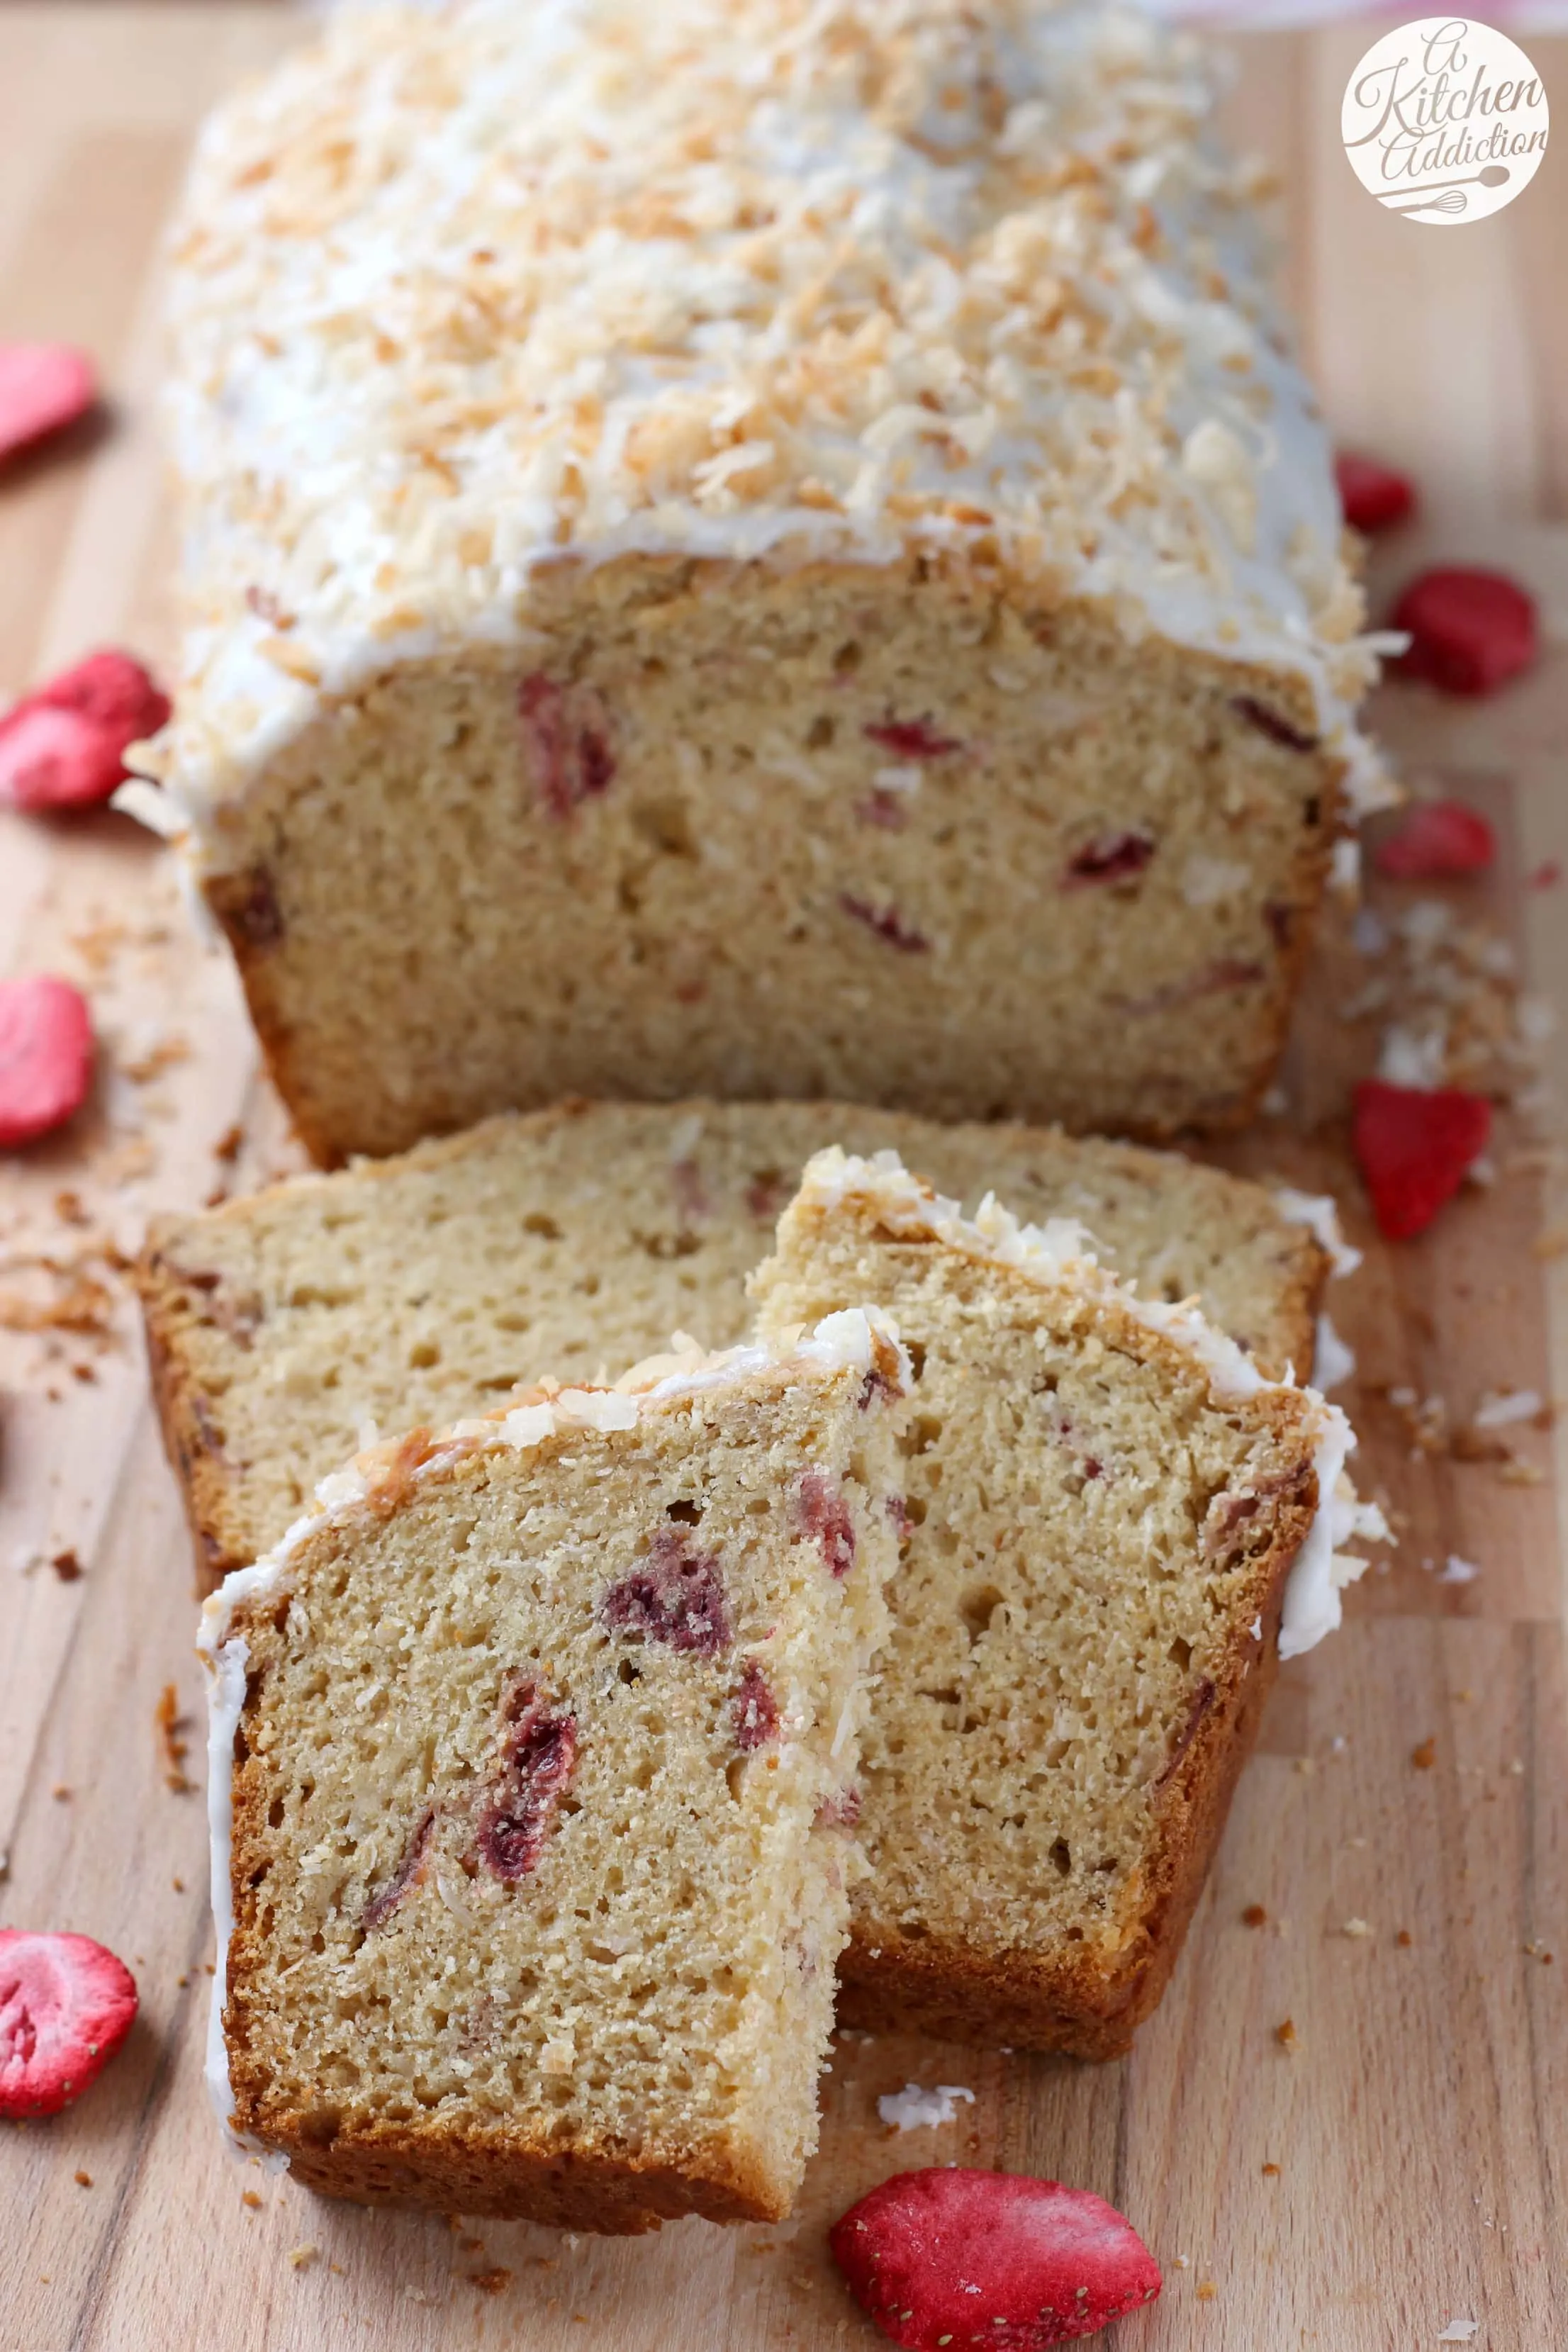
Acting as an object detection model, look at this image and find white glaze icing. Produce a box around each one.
[135,0,1389,854]
[1272,1186,1363,1278]
[198,1554,298,2160]
[1313,1310,1355,1393]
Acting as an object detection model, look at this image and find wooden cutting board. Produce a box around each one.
[2,10,1566,2346]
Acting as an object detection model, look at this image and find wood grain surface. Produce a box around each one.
[1,9,1567,2348]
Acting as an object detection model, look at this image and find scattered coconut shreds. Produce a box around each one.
[1436,2323,1479,2344]
[1433,1555,1482,1586]
[119,1029,191,1085]
[1357,889,1546,1106]
[287,2246,320,2271]
[877,2083,977,2132]
[1340,1918,1374,1938]
[1384,1387,1447,1455]
[1472,1388,1544,1429]
[0,1268,116,1339]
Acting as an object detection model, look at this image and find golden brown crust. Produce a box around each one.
[836,1444,1315,2059]
[135,1238,257,1590]
[270,2134,751,2231]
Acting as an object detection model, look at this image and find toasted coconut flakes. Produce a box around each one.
[147,0,1379,824]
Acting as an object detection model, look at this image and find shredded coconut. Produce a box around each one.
[1472,1388,1542,1429]
[878,2082,976,2130]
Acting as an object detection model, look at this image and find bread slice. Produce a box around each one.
[138,1099,1331,1589]
[199,1310,907,2229]
[749,1150,1372,2059]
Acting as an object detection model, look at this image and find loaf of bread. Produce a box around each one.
[751,1150,1377,2056]
[129,0,1389,1163]
[137,1099,1333,1589]
[199,1313,906,2226]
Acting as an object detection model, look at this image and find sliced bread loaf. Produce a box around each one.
[750,1150,1374,2059]
[199,1310,906,2227]
[139,1099,1331,1589]
[134,0,1383,1163]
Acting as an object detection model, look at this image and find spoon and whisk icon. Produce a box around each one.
[1380,164,1511,217]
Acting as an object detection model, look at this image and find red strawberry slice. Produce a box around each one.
[1353,1080,1491,1242]
[1334,452,1415,534]
[0,650,171,810]
[0,975,95,1147]
[830,2168,1162,2348]
[0,344,96,466]
[1374,801,1495,880]
[1391,568,1537,697]
[0,1930,138,2118]
[864,718,962,761]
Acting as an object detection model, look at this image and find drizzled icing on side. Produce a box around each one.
[136,0,1388,847]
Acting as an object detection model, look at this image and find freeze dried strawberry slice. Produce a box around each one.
[1334,452,1415,534]
[518,672,615,819]
[474,1684,578,1882]
[0,975,94,1147]
[864,717,961,760]
[731,1661,779,1752]
[831,2168,1161,2348]
[1061,830,1153,889]
[0,344,96,466]
[1391,569,1537,697]
[839,894,929,953]
[602,1527,732,1655]
[792,1469,856,1577]
[1374,801,1495,880]
[0,651,171,810]
[1353,1079,1491,1241]
[0,1929,138,2118]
